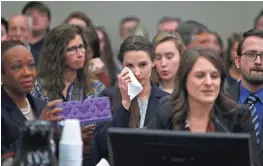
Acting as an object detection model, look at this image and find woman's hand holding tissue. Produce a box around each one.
[118,68,131,110]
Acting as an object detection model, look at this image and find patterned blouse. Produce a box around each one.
[31,77,105,102]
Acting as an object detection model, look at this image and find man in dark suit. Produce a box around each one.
[227,29,263,164]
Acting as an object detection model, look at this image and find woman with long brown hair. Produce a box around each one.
[92,35,169,164]
[64,11,111,88]
[148,46,261,166]
[31,24,105,165]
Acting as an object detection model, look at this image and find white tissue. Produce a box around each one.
[96,158,110,166]
[124,67,143,100]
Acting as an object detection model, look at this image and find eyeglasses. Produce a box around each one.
[65,44,86,56]
[241,52,263,62]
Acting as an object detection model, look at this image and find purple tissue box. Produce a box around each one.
[56,97,112,126]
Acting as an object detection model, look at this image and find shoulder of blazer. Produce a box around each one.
[232,105,251,122]
[155,99,173,127]
[151,84,170,99]
[218,104,250,128]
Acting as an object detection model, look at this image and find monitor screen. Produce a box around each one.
[107,128,251,166]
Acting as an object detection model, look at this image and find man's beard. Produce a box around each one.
[242,68,263,85]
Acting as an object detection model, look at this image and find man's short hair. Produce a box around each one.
[158,16,181,25]
[22,1,51,21]
[176,20,208,46]
[64,11,94,28]
[237,29,263,56]
[119,16,140,32]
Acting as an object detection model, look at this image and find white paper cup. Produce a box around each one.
[59,119,83,166]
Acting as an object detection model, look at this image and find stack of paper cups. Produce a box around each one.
[59,119,83,166]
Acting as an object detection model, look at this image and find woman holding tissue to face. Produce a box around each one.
[92,35,169,164]
[148,46,261,166]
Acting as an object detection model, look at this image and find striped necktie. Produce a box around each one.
[245,94,260,144]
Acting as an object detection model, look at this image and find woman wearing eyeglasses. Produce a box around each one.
[32,24,104,102]
[31,24,105,163]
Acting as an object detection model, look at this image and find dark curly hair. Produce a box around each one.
[37,24,96,100]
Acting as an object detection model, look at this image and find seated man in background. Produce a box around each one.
[22,1,51,65]
[8,15,31,50]
[157,16,181,32]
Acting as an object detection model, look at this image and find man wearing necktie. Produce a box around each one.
[227,29,263,165]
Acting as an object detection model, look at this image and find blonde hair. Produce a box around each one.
[152,31,185,54]
[151,31,185,83]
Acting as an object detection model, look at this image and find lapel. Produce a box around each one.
[213,105,229,132]
[1,88,42,125]
[27,94,43,118]
[2,88,27,125]
[227,82,240,102]
[144,85,168,126]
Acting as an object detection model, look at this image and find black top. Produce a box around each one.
[1,88,46,156]
[91,85,170,164]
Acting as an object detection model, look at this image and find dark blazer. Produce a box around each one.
[148,98,261,166]
[227,82,263,164]
[1,88,46,156]
[91,85,169,164]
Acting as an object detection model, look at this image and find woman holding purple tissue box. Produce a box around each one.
[31,24,105,163]
[91,35,170,164]
[1,40,64,164]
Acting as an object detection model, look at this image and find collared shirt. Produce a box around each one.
[138,98,149,128]
[32,77,105,102]
[239,83,263,142]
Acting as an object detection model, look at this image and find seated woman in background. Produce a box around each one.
[31,24,104,163]
[64,11,111,87]
[32,24,104,101]
[92,35,169,164]
[223,32,243,89]
[187,30,224,57]
[152,31,184,93]
[84,27,111,87]
[1,40,62,161]
[96,26,120,87]
[148,46,261,166]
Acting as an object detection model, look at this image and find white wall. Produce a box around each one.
[1,1,262,50]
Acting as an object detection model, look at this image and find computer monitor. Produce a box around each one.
[107,128,252,166]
